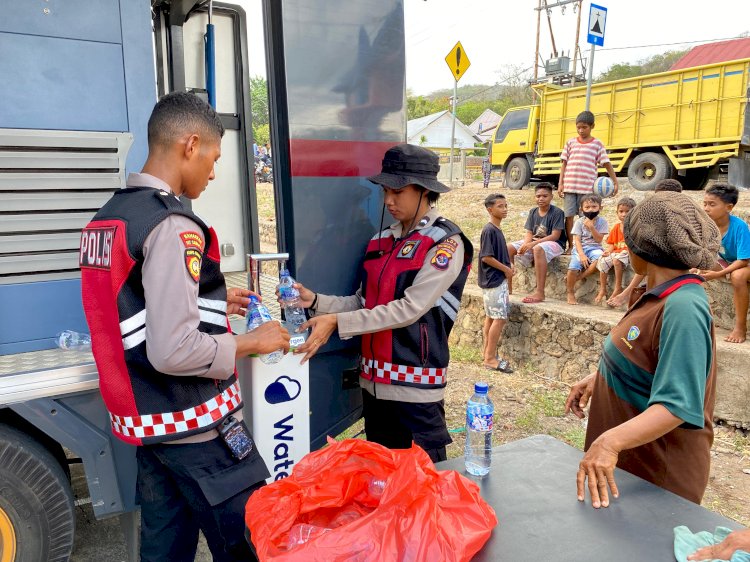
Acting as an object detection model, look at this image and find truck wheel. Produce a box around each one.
[627,152,672,191]
[505,157,530,190]
[0,425,74,562]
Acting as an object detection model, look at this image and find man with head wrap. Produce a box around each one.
[564,192,721,509]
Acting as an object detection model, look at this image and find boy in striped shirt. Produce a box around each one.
[558,111,619,253]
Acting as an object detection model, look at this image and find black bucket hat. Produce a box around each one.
[367,143,451,193]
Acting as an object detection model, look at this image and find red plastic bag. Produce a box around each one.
[245,438,498,561]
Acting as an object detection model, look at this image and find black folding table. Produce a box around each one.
[435,435,744,561]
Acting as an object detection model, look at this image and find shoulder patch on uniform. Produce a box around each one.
[431,239,457,270]
[180,231,205,252]
[397,239,422,259]
[626,325,640,341]
[184,248,202,282]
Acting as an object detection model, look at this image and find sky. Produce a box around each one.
[237,0,749,95]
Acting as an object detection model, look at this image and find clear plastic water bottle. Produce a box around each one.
[278,268,308,335]
[286,523,330,549]
[246,296,283,364]
[56,330,92,352]
[465,382,494,477]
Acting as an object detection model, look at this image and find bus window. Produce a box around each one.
[494,108,530,143]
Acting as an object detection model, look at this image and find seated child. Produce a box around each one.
[508,182,567,304]
[596,197,636,303]
[606,179,683,308]
[566,194,608,305]
[699,183,750,343]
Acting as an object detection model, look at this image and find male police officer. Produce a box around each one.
[293,144,473,463]
[80,92,289,561]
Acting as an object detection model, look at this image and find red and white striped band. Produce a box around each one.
[110,381,242,439]
[360,357,447,386]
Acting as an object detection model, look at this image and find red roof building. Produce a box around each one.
[670,37,750,70]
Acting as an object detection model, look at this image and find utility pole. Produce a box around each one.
[533,0,541,101]
[571,0,582,86]
[543,0,559,57]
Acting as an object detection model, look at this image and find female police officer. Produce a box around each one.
[292,144,473,463]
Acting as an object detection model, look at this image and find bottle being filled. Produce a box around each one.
[464,381,494,477]
[278,267,308,338]
[246,295,283,364]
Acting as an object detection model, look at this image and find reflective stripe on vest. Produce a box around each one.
[361,357,447,386]
[109,381,242,440]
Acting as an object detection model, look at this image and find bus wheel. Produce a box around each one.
[627,152,672,191]
[0,425,74,562]
[504,157,530,190]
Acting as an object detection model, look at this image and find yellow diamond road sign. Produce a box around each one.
[445,41,471,82]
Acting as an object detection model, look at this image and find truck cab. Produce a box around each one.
[489,105,539,189]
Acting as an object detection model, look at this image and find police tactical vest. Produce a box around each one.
[360,217,473,390]
[80,187,240,445]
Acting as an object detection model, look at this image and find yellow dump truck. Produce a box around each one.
[491,58,750,190]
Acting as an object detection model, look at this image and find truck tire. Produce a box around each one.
[504,157,531,190]
[627,152,672,191]
[0,424,74,562]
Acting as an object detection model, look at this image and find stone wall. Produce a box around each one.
[450,287,750,428]
[450,288,614,383]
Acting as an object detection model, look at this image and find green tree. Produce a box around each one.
[249,75,269,127]
[596,50,688,82]
[252,123,270,147]
[407,95,449,120]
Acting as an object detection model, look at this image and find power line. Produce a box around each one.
[599,35,748,52]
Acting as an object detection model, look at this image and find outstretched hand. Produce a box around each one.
[294,314,338,364]
[277,282,316,308]
[688,528,750,561]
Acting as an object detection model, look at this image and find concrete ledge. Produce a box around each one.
[451,287,750,428]
[512,255,746,333]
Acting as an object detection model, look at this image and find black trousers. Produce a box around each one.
[136,431,269,562]
[362,389,452,463]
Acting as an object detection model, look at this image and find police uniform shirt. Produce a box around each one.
[314,207,465,403]
[129,173,240,443]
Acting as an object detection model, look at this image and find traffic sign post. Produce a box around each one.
[585,4,607,111]
[444,42,471,187]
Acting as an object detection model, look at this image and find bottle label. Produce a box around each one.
[279,286,300,300]
[467,409,493,431]
[257,306,273,322]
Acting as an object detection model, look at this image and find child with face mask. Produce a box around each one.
[566,194,609,304]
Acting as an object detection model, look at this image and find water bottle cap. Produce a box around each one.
[280,267,289,276]
[474,382,489,394]
[249,295,260,304]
